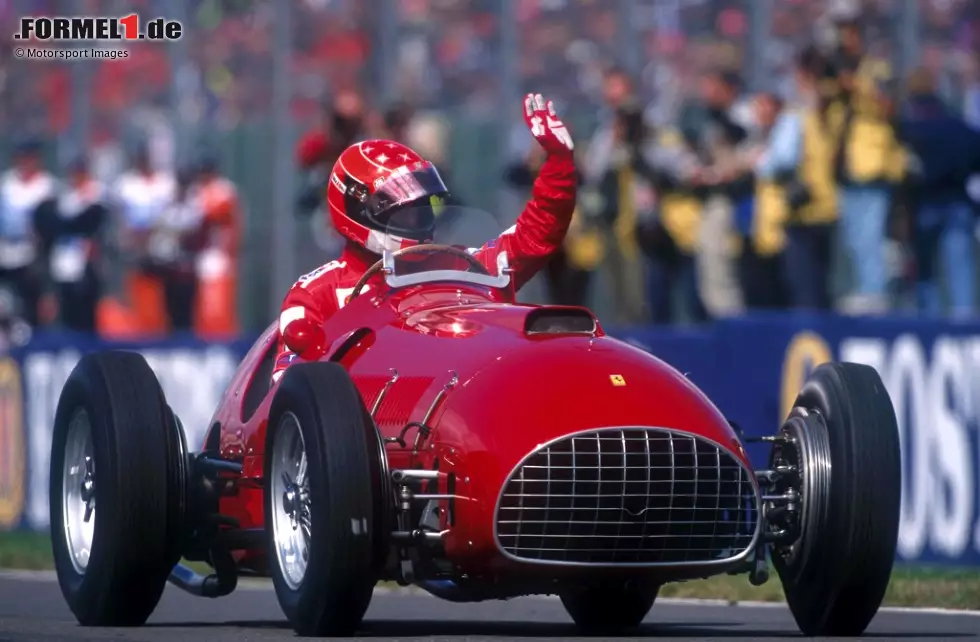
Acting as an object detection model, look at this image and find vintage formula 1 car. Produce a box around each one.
[49,210,901,637]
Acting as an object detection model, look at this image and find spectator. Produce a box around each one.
[295,90,370,264]
[899,68,980,318]
[754,46,839,311]
[580,68,647,324]
[379,102,416,143]
[112,143,177,336]
[403,111,469,214]
[193,155,241,338]
[147,167,203,333]
[828,13,865,98]
[295,126,341,259]
[830,15,907,315]
[581,67,635,185]
[405,112,450,174]
[33,157,109,333]
[688,69,749,319]
[964,52,980,213]
[0,139,56,327]
[635,124,709,325]
[737,91,789,310]
[295,90,369,215]
[505,143,596,307]
[313,90,369,155]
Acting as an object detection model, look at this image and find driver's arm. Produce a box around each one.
[272,260,346,382]
[471,94,577,291]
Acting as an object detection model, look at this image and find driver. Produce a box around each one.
[273,94,576,382]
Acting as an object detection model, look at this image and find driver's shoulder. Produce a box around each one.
[294,259,350,288]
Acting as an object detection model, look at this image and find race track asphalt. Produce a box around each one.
[0,571,976,641]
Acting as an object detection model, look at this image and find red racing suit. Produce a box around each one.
[272,153,577,381]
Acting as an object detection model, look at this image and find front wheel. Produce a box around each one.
[50,351,186,626]
[559,579,659,633]
[265,362,382,637]
[771,362,901,636]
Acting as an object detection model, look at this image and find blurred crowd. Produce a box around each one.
[5,0,980,140]
[3,0,980,341]
[0,140,242,349]
[522,17,980,326]
[295,6,980,325]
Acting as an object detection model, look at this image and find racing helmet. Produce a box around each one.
[326,140,450,255]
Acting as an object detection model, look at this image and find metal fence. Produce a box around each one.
[2,0,979,330]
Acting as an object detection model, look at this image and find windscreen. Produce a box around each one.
[380,204,512,289]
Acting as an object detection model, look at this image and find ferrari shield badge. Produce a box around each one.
[609,374,626,387]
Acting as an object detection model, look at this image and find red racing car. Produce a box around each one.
[49,210,902,637]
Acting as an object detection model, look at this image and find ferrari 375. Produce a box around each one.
[49,209,901,637]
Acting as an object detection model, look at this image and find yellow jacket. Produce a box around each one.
[653,129,702,255]
[837,57,908,184]
[754,107,840,256]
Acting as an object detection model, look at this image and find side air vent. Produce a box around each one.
[524,307,597,336]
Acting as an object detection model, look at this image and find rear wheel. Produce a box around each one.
[771,362,901,636]
[559,579,659,633]
[50,351,185,626]
[265,362,382,637]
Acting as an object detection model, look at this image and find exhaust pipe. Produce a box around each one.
[415,579,480,602]
[168,562,237,598]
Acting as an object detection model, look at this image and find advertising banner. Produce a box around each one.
[2,313,979,567]
[0,333,252,531]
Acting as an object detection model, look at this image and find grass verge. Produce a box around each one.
[2,532,976,610]
[0,531,213,575]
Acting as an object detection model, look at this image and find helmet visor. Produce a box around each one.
[358,163,448,240]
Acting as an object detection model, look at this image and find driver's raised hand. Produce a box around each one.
[523,93,574,157]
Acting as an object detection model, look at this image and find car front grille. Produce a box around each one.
[494,427,760,566]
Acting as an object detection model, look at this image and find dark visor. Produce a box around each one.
[366,165,446,217]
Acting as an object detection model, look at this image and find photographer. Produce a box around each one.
[111,144,176,336]
[505,143,593,307]
[33,157,109,333]
[899,68,980,318]
[295,90,368,229]
[828,16,907,314]
[738,92,789,310]
[633,117,709,325]
[579,69,649,323]
[685,69,751,319]
[0,139,56,328]
[753,46,839,311]
[145,167,205,332]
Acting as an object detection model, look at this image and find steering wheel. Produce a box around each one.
[348,244,491,302]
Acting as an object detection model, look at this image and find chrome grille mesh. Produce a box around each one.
[495,428,759,565]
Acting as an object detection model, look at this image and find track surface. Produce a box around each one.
[0,572,976,641]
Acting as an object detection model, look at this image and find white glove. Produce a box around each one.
[523,93,574,156]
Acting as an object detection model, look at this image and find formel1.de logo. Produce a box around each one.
[14,14,182,41]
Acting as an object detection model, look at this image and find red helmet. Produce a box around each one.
[326,139,449,255]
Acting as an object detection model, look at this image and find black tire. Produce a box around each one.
[50,351,185,626]
[265,362,381,637]
[774,362,901,636]
[559,579,659,633]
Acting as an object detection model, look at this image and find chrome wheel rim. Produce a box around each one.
[271,412,311,591]
[62,408,96,574]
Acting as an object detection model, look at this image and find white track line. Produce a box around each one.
[3,570,977,617]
